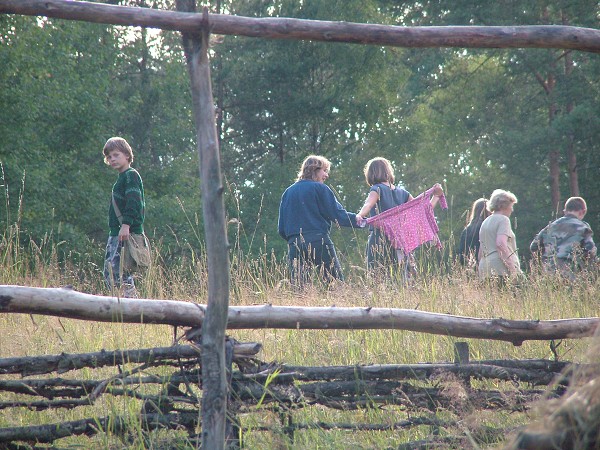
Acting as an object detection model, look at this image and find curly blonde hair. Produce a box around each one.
[488,189,517,212]
[297,155,331,181]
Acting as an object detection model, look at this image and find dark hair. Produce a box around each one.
[564,197,587,212]
[103,137,134,164]
[467,198,490,226]
[364,157,395,186]
[297,155,331,181]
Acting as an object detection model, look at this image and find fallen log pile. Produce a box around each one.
[0,338,578,448]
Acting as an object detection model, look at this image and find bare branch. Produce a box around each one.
[1,286,598,344]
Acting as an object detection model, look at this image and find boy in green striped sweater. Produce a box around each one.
[102,137,145,298]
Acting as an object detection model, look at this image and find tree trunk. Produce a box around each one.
[563,45,579,197]
[566,138,578,197]
[549,148,561,214]
[545,68,561,213]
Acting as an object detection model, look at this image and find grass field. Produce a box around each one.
[1,229,599,449]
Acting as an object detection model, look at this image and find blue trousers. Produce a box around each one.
[288,235,344,286]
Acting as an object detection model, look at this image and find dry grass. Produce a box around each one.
[502,328,600,450]
[1,229,599,448]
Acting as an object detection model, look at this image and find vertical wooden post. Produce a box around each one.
[454,341,471,389]
[454,342,470,365]
[176,2,230,449]
[280,408,294,444]
[224,338,240,448]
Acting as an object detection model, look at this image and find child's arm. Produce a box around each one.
[356,191,379,220]
[430,183,444,208]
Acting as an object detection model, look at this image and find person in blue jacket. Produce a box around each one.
[278,155,360,285]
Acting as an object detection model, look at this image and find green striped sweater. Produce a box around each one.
[108,168,145,236]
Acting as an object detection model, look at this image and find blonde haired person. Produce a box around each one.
[478,189,522,280]
[278,155,360,285]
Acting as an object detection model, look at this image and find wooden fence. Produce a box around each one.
[2,2,600,447]
[1,286,599,448]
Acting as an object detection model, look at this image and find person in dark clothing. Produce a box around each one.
[278,155,360,285]
[457,198,490,269]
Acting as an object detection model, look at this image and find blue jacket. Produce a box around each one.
[278,180,358,241]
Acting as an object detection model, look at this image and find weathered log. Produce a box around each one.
[233,379,550,411]
[0,343,261,376]
[0,412,199,443]
[0,372,556,442]
[474,359,570,371]
[1,0,600,53]
[0,359,570,403]
[249,416,450,432]
[0,376,186,398]
[1,286,599,344]
[0,387,196,411]
[245,362,567,386]
[0,378,94,399]
[0,359,568,402]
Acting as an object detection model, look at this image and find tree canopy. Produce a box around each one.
[1,0,599,271]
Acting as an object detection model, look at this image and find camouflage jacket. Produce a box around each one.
[530,213,597,271]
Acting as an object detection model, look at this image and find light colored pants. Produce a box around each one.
[103,236,135,294]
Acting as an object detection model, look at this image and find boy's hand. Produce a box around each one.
[118,224,131,241]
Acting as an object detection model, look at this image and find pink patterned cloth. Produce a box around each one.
[365,187,448,253]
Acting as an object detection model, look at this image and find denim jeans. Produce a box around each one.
[104,236,135,293]
[288,235,344,286]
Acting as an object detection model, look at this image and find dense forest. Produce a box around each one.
[1,0,599,272]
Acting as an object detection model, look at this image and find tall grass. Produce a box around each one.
[1,190,599,448]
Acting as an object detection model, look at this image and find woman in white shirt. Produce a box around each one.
[478,189,522,279]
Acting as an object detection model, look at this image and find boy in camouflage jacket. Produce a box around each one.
[530,197,597,280]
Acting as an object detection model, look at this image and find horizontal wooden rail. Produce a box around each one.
[0,343,262,377]
[1,286,599,345]
[0,413,199,443]
[1,0,600,52]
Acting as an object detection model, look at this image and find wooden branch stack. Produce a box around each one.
[0,340,581,448]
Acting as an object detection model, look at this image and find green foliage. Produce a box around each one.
[0,14,203,262]
[378,0,600,251]
[2,3,599,447]
[0,16,118,255]
[0,0,599,271]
